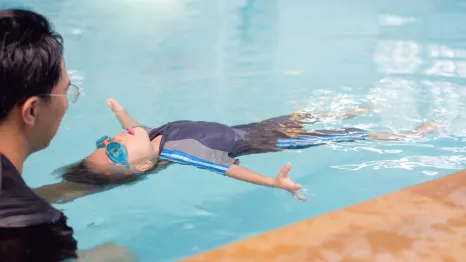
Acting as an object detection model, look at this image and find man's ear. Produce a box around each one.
[135,160,155,172]
[20,96,40,126]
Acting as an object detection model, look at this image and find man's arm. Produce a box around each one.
[225,163,306,200]
[36,161,171,204]
[77,243,139,262]
[33,181,109,204]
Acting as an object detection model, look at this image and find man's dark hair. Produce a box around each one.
[0,8,64,122]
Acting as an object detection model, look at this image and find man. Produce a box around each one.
[0,8,136,262]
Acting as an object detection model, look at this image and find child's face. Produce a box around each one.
[85,127,157,174]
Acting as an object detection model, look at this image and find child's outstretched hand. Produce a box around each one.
[105,98,140,129]
[275,163,306,200]
[106,98,125,113]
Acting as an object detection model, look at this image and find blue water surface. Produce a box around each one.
[6,0,466,261]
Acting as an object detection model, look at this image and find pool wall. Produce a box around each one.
[181,170,466,261]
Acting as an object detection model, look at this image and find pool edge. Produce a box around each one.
[180,170,466,261]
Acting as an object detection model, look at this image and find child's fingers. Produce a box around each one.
[293,191,306,200]
[106,98,112,108]
[106,98,121,111]
[277,163,292,178]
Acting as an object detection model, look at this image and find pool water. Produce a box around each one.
[8,0,466,261]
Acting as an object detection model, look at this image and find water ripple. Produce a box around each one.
[331,155,466,171]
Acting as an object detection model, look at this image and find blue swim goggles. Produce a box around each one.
[96,136,130,169]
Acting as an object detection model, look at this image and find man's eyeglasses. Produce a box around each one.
[47,84,81,103]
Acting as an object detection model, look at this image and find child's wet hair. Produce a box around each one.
[53,160,141,186]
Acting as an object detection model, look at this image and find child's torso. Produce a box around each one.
[149,120,246,157]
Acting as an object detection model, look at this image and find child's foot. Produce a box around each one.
[415,121,442,134]
[347,105,374,118]
[352,105,374,114]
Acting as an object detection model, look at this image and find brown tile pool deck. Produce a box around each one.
[181,170,466,262]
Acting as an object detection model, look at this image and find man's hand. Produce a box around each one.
[274,163,306,200]
[106,98,125,113]
[78,243,139,262]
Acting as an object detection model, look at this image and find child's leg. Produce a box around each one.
[367,121,441,141]
[310,105,373,122]
[275,128,369,149]
[256,105,374,128]
[275,121,440,149]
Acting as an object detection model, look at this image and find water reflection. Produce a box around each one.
[378,14,417,27]
[371,12,466,137]
[331,155,466,171]
[373,41,423,74]
[429,44,466,58]
[223,0,278,94]
[440,146,466,153]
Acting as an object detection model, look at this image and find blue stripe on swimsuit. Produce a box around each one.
[275,130,369,149]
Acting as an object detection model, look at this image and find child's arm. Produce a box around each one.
[106,98,140,129]
[159,141,305,200]
[225,163,306,200]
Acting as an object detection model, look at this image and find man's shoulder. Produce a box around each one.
[0,153,22,184]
